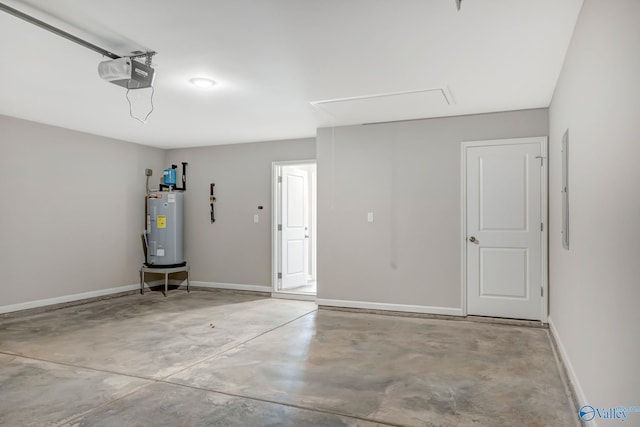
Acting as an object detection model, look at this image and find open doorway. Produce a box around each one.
[272,161,317,298]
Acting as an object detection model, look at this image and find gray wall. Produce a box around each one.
[317,109,548,309]
[548,0,640,409]
[166,139,316,287]
[0,115,165,307]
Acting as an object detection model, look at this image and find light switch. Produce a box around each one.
[253,214,259,223]
[367,212,374,222]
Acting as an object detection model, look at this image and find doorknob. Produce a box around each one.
[468,236,478,243]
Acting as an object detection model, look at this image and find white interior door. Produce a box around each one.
[465,138,546,321]
[281,166,309,289]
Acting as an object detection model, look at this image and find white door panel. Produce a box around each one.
[287,174,305,227]
[287,239,305,274]
[479,248,528,298]
[479,153,528,230]
[281,166,308,289]
[466,140,544,321]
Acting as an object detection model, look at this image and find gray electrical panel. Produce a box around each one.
[146,191,185,266]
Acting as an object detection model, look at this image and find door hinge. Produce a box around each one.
[278,175,282,183]
[278,224,282,231]
[278,272,282,279]
[541,287,544,297]
[541,222,544,232]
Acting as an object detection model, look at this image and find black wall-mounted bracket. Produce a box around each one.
[210,183,216,223]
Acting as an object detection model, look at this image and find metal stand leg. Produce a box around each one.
[164,272,168,297]
[186,271,190,293]
[140,270,145,295]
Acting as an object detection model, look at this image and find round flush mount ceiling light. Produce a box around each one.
[189,77,216,88]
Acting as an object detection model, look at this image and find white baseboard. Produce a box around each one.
[548,316,590,425]
[190,281,272,293]
[316,298,463,317]
[271,292,316,302]
[0,284,140,315]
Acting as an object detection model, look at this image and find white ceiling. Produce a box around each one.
[0,0,583,149]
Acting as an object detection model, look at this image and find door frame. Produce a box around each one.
[460,137,548,322]
[271,159,317,297]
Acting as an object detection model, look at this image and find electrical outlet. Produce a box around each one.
[145,168,153,176]
[254,214,259,223]
[367,212,374,222]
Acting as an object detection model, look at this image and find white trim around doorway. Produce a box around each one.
[271,159,317,298]
[460,136,549,322]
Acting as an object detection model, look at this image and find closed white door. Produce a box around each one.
[281,166,309,289]
[465,138,546,321]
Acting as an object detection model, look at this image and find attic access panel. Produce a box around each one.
[311,88,453,126]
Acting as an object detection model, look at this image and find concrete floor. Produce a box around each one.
[0,290,578,426]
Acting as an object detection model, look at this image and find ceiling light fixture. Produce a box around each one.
[190,78,216,88]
